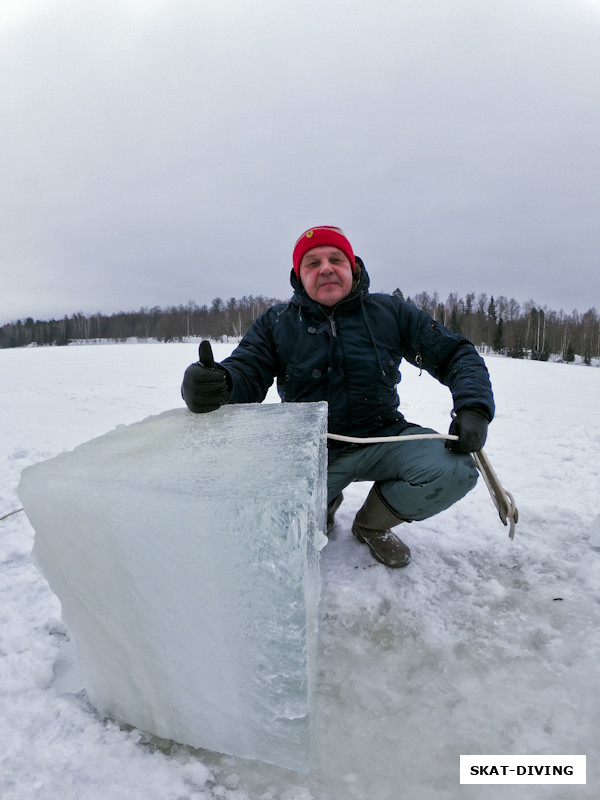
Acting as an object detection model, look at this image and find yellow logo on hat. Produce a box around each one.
[306,230,314,238]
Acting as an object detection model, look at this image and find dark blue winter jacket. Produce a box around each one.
[222,259,494,457]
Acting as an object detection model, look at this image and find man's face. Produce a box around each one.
[298,246,354,307]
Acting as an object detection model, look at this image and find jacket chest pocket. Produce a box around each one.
[278,357,331,401]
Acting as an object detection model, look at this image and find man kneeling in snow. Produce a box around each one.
[181,226,494,569]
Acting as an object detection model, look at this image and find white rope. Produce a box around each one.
[326,432,458,444]
[325,432,518,538]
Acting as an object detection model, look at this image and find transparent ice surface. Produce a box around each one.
[18,403,328,773]
[590,513,600,549]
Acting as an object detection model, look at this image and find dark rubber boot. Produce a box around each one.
[352,485,411,568]
[326,492,344,534]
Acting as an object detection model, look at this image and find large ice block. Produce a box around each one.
[18,403,328,772]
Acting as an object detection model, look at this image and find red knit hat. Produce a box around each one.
[292,226,355,278]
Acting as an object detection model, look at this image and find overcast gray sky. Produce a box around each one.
[2,0,599,324]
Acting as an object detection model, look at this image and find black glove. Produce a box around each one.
[445,408,489,454]
[181,341,229,413]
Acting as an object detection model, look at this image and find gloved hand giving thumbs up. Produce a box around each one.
[181,340,230,413]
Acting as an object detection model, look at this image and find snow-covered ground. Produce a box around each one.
[1,342,599,800]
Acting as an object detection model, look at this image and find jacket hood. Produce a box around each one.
[289,255,370,314]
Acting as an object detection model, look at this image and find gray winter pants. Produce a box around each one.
[327,425,478,521]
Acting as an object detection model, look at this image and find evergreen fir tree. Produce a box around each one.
[449,306,462,334]
[509,339,526,359]
[493,317,504,352]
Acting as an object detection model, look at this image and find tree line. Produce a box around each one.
[395,289,599,364]
[1,290,599,363]
[0,295,280,349]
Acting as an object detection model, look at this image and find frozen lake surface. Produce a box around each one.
[1,342,599,800]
